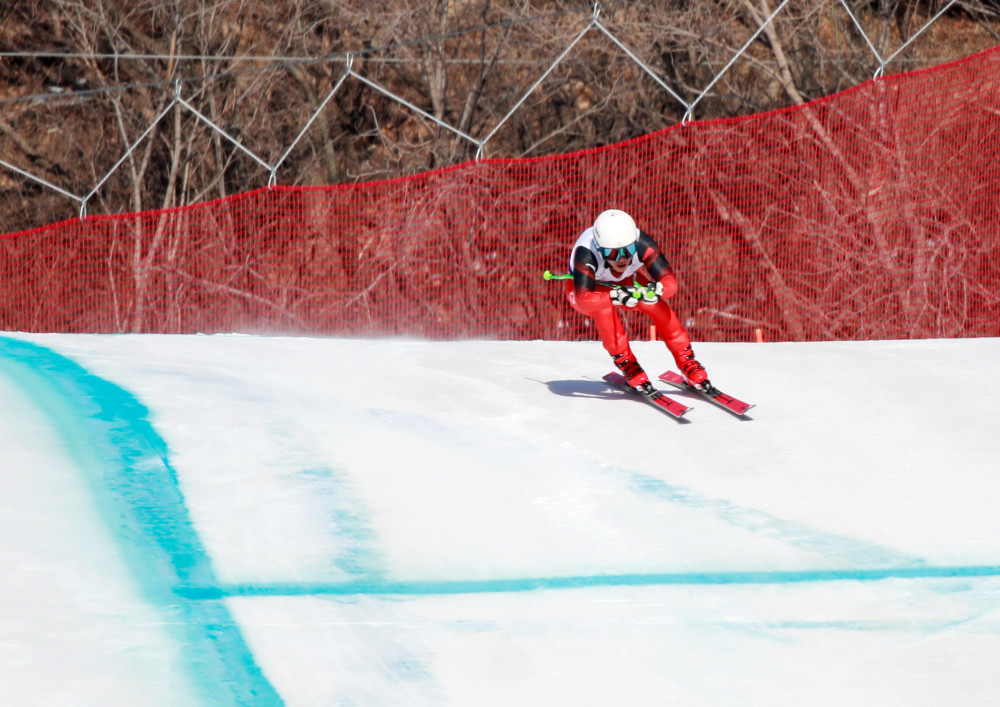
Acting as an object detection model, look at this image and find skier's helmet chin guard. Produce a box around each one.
[593,209,638,260]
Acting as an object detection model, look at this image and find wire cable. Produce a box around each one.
[0,0,631,107]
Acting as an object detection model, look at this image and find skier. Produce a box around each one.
[565,208,714,395]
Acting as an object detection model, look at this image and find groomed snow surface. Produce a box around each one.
[2,333,999,706]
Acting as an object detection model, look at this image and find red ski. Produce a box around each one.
[603,372,691,420]
[658,370,754,417]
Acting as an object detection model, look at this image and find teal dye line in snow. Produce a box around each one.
[180,562,1000,599]
[623,471,926,569]
[0,336,281,707]
[291,465,387,581]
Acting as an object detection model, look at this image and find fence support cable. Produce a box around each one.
[272,58,355,183]
[478,17,596,152]
[81,95,180,219]
[687,0,793,119]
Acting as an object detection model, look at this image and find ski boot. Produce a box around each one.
[679,347,720,396]
[613,352,655,394]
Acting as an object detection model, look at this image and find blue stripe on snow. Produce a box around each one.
[0,336,281,707]
[172,562,1000,599]
[623,471,926,568]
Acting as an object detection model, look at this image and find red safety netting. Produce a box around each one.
[2,46,999,341]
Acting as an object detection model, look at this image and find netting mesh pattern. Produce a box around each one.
[3,46,999,341]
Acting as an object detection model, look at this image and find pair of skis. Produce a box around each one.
[603,370,754,420]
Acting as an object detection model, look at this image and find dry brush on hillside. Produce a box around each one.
[1,0,998,235]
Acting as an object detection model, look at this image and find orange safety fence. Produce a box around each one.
[2,45,999,341]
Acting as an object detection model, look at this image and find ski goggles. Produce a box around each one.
[600,242,637,260]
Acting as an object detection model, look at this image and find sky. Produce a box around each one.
[2,332,999,706]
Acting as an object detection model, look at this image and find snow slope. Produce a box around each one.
[2,333,999,706]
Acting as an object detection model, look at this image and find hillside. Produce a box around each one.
[2,0,999,234]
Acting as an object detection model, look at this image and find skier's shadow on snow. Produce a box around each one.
[540,379,622,399]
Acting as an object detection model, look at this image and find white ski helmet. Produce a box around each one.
[593,209,638,250]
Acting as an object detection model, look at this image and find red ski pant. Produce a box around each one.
[565,282,692,369]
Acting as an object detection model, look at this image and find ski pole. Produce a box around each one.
[542,269,653,298]
[543,270,625,287]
